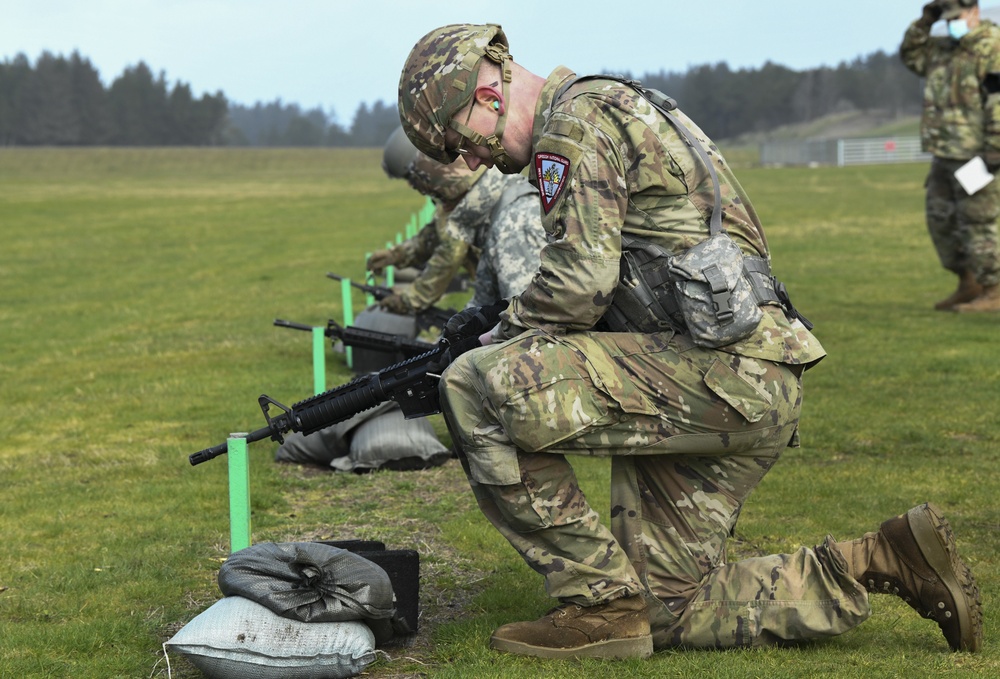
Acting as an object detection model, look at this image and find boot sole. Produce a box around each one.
[490,633,654,659]
[907,503,983,652]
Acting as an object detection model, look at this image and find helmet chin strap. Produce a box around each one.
[450,120,519,173]
[485,132,519,173]
[449,46,522,173]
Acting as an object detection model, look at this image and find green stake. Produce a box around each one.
[340,277,354,369]
[227,434,251,553]
[385,242,395,287]
[312,326,326,394]
[364,254,375,307]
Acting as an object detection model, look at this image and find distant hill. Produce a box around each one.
[726,110,921,147]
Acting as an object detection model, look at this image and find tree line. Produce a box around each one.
[0,52,228,146]
[0,49,921,148]
[639,51,920,140]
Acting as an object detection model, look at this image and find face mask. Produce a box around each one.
[948,19,970,40]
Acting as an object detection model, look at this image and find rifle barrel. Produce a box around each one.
[273,319,314,333]
[188,425,274,466]
[326,272,391,300]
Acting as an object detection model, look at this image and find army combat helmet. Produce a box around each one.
[382,125,485,205]
[382,126,419,179]
[398,24,517,172]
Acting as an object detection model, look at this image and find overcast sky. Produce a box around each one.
[3,1,992,125]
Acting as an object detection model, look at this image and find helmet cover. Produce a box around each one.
[398,24,509,164]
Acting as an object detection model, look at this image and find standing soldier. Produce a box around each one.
[374,126,545,313]
[397,23,983,659]
[901,0,1000,311]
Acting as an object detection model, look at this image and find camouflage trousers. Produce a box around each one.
[926,157,1000,287]
[440,329,870,649]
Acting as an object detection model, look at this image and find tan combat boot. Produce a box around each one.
[836,503,982,652]
[489,594,653,659]
[934,271,982,310]
[954,284,1000,312]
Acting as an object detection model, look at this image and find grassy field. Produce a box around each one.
[0,148,997,678]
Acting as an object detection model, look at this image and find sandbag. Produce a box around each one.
[164,596,376,679]
[218,542,402,644]
[275,401,449,473]
[331,403,450,472]
[348,307,419,374]
[274,401,396,466]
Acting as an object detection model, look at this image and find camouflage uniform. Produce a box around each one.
[901,15,1000,287]
[467,178,547,308]
[391,157,545,311]
[388,155,483,311]
[438,69,878,649]
[380,219,457,272]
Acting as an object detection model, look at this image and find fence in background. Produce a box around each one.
[760,136,932,167]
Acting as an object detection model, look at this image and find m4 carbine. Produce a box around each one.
[188,302,505,466]
[326,272,456,330]
[273,318,433,359]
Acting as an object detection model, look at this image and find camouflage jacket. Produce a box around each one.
[387,221,445,270]
[407,153,484,207]
[900,18,1000,162]
[497,66,825,367]
[403,169,515,310]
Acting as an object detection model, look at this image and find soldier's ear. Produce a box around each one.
[474,86,505,115]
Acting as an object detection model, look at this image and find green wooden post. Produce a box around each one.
[364,253,375,307]
[385,242,395,287]
[312,326,326,395]
[227,434,251,553]
[340,277,354,369]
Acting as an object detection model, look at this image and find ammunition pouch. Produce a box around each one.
[603,232,789,347]
[561,73,813,346]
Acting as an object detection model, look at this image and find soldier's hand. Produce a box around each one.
[367,249,399,275]
[445,300,509,337]
[444,307,483,336]
[921,0,943,25]
[379,291,413,315]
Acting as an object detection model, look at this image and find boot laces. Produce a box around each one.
[868,575,952,620]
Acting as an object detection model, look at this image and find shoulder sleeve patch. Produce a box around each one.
[534,153,571,214]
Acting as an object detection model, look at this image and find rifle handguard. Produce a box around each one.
[188,299,509,466]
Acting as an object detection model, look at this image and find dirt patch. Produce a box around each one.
[279,461,488,672]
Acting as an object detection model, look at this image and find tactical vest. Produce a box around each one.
[553,76,811,347]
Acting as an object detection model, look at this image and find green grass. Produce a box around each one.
[0,149,997,678]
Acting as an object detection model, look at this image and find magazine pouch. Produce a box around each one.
[667,231,762,348]
[559,75,811,345]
